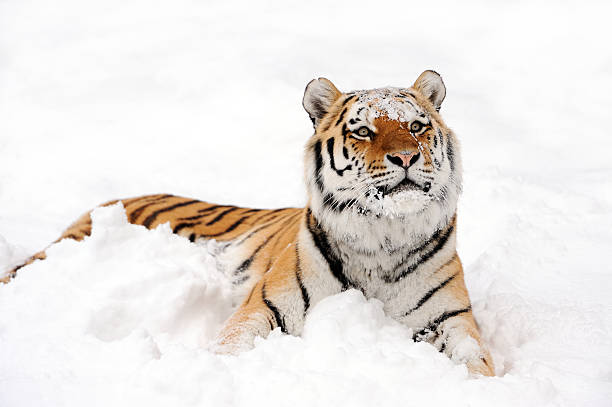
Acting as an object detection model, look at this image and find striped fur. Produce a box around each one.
[3,71,494,376]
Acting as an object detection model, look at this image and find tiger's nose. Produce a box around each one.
[387,151,420,168]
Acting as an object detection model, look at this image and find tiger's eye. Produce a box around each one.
[410,122,423,133]
[357,127,370,137]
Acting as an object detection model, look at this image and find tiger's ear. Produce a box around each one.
[302,78,342,127]
[413,70,446,111]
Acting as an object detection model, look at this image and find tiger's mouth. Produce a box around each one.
[384,177,431,196]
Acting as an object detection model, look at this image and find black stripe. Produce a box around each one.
[172,222,195,234]
[321,192,360,213]
[202,216,247,237]
[142,200,201,228]
[188,233,196,242]
[178,205,234,221]
[198,204,233,214]
[233,231,279,274]
[404,271,457,315]
[313,141,324,192]
[327,138,337,172]
[403,99,417,111]
[128,195,173,223]
[227,208,291,242]
[232,214,299,274]
[205,207,240,226]
[340,95,356,107]
[431,307,471,329]
[11,264,25,273]
[262,283,287,333]
[379,225,443,256]
[306,209,351,290]
[232,274,249,286]
[437,130,444,148]
[446,134,455,171]
[232,220,276,246]
[126,193,173,209]
[386,223,455,283]
[412,306,471,341]
[249,208,292,224]
[341,123,350,137]
[234,256,255,276]
[434,157,441,169]
[385,224,449,258]
[231,212,286,247]
[295,244,310,315]
[326,138,352,176]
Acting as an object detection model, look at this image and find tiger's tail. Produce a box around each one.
[1,203,101,284]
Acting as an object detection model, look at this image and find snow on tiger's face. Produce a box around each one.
[303,71,462,218]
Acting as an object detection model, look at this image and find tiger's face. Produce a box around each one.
[303,71,461,220]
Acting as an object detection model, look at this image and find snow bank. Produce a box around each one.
[1,200,611,407]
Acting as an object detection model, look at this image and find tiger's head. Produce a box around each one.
[303,71,462,227]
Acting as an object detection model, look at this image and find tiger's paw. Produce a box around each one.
[209,326,258,356]
[466,356,495,377]
[446,334,495,377]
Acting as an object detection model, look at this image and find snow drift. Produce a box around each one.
[1,192,611,406]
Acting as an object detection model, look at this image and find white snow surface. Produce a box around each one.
[1,0,612,406]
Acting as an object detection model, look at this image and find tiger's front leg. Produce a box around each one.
[212,241,326,354]
[212,278,293,354]
[419,309,494,376]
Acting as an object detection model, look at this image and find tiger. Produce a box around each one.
[1,70,494,376]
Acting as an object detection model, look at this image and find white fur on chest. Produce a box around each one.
[321,201,459,330]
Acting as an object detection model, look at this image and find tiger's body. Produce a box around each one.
[3,71,494,376]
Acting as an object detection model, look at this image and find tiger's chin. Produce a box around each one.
[367,190,434,217]
[359,178,435,217]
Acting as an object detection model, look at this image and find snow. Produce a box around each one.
[0,206,576,406]
[1,0,612,406]
[356,88,419,122]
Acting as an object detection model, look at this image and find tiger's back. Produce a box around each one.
[5,194,304,288]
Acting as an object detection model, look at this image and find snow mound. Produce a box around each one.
[1,203,609,407]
